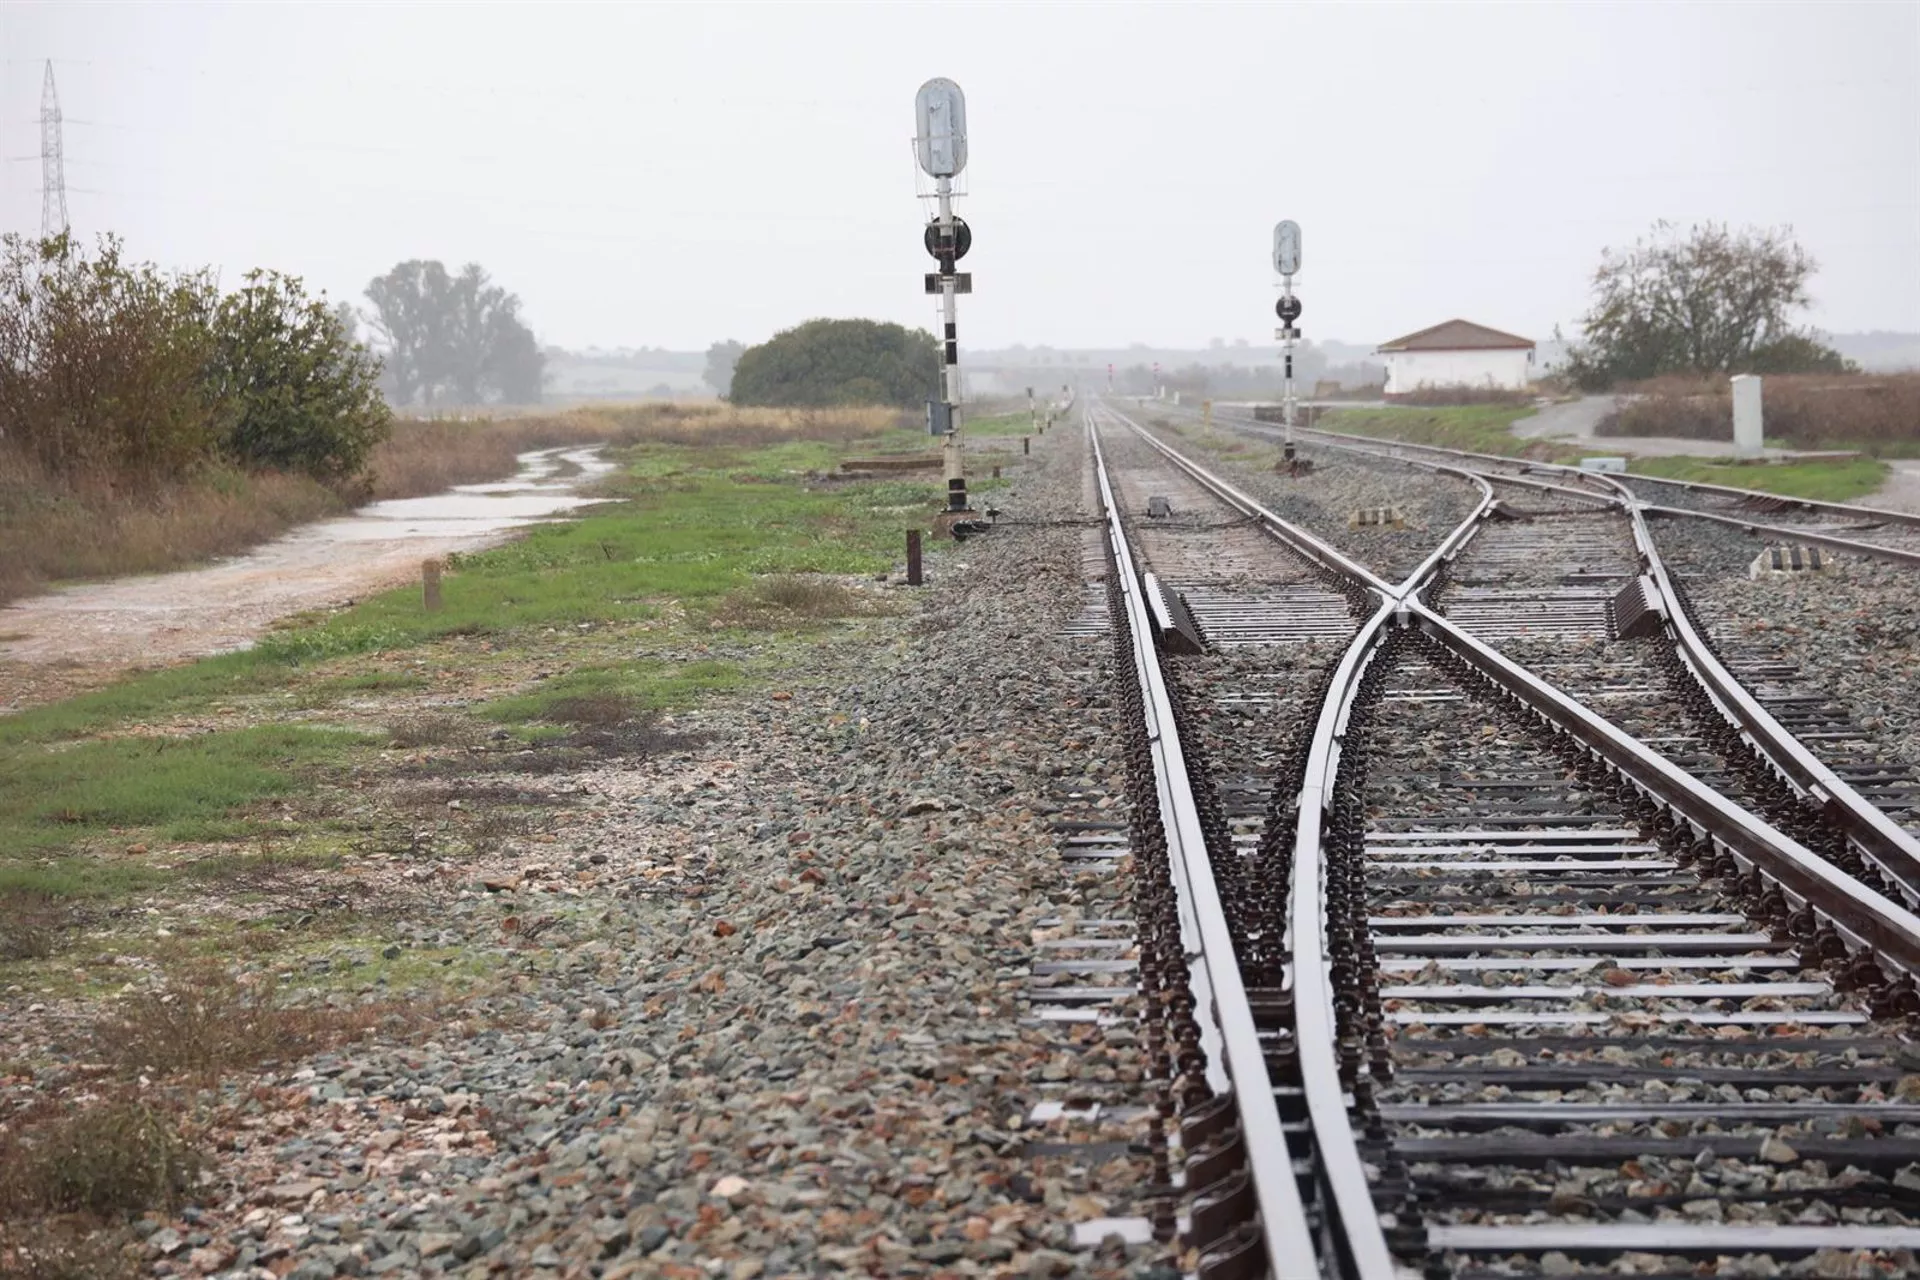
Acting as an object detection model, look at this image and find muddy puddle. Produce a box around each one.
[0,446,615,694]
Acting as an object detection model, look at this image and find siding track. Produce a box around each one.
[1084,399,1920,1278]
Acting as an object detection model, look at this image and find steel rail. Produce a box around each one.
[1146,401,1920,892]
[1637,501,1920,569]
[1087,410,1321,1279]
[1092,398,1920,1273]
[1193,404,1920,568]
[1106,403,1396,597]
[1403,594,1920,972]
[1608,467,1920,531]
[1618,499,1920,904]
[1287,595,1415,1280]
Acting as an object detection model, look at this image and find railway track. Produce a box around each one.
[1083,399,1920,1278]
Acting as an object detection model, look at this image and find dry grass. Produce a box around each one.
[387,711,481,749]
[0,1097,204,1221]
[0,446,340,605]
[711,573,888,629]
[0,1227,137,1280]
[1601,373,1920,451]
[91,964,407,1081]
[0,888,66,962]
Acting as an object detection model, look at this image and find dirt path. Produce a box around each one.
[1867,459,1920,515]
[0,448,612,708]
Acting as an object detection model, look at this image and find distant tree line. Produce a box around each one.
[362,260,545,407]
[725,319,939,408]
[1560,221,1855,389]
[0,232,389,488]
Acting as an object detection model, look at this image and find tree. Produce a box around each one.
[0,232,224,485]
[362,260,545,405]
[206,270,391,482]
[1561,221,1849,389]
[728,319,940,408]
[704,339,745,397]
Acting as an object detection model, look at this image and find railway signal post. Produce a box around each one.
[915,77,973,523]
[1273,219,1302,449]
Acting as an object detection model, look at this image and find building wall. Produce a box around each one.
[1383,348,1532,394]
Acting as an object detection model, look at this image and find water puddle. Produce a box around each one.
[307,446,618,543]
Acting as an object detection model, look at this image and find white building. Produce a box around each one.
[1377,319,1535,395]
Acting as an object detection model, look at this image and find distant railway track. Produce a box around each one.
[1084,398,1920,1278]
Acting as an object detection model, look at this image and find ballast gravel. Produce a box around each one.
[122,423,1183,1279]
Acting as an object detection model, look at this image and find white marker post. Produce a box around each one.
[1273,220,1303,446]
[915,78,971,515]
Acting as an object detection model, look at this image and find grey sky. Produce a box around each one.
[2,1,1915,353]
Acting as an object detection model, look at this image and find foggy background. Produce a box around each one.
[1,1,1914,355]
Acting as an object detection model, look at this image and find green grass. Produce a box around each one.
[0,440,936,750]
[1626,455,1892,503]
[960,411,1045,438]
[0,725,367,860]
[1312,405,1580,461]
[0,435,942,899]
[482,659,744,725]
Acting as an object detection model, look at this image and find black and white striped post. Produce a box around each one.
[915,78,972,516]
[1273,220,1302,451]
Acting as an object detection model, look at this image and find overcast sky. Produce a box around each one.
[2,2,1915,353]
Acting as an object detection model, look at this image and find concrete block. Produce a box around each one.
[1732,374,1763,455]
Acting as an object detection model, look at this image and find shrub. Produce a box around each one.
[92,964,399,1080]
[0,233,223,486]
[729,319,941,408]
[207,270,391,482]
[0,889,65,961]
[0,1098,204,1217]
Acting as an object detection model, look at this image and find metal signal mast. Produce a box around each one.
[914,77,972,518]
[41,61,69,237]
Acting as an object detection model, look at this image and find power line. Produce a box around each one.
[40,60,67,236]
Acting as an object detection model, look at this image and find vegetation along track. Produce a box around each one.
[1085,397,1920,1278]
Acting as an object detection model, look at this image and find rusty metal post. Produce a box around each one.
[1023,436,1030,455]
[422,559,443,612]
[906,530,923,586]
[991,464,1001,479]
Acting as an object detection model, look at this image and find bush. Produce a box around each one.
[729,319,940,408]
[93,964,401,1080]
[0,235,390,489]
[0,233,224,486]
[0,1098,204,1217]
[207,270,391,482]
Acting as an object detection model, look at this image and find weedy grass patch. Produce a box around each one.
[1627,455,1891,503]
[93,963,408,1081]
[0,725,366,867]
[0,431,941,908]
[0,1096,204,1219]
[481,659,744,727]
[1313,405,1578,460]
